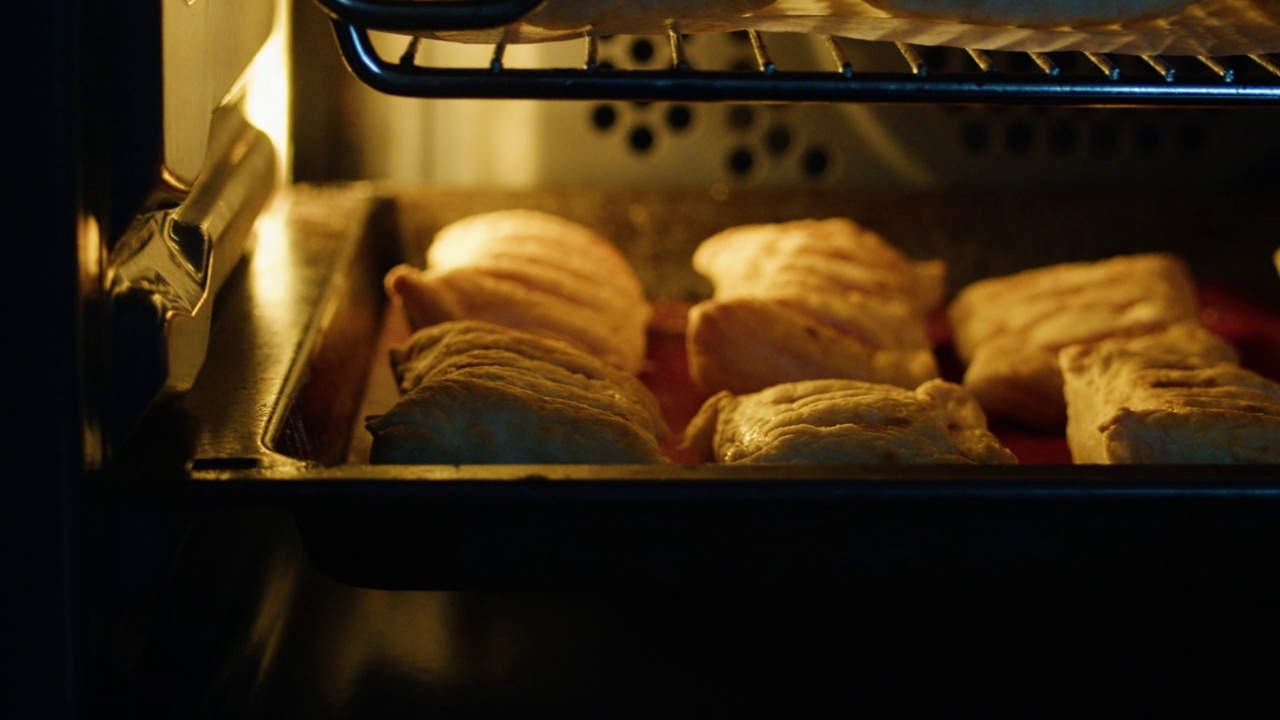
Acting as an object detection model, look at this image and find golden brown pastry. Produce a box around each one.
[862,0,1195,27]
[947,253,1203,430]
[686,218,946,396]
[385,210,652,374]
[522,0,777,31]
[1061,327,1280,464]
[368,320,666,464]
[681,378,1017,465]
[389,319,666,440]
[686,299,941,396]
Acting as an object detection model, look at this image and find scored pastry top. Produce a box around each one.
[1060,324,1280,464]
[682,378,1018,465]
[686,217,946,396]
[385,209,653,374]
[946,252,1208,431]
[369,320,668,465]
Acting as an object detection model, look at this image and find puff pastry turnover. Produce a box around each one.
[681,378,1017,465]
[687,217,946,395]
[385,210,652,374]
[947,252,1204,430]
[863,0,1195,28]
[369,320,667,464]
[1061,326,1280,464]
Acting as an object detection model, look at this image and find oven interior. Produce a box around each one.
[78,0,1280,714]
[109,0,1280,581]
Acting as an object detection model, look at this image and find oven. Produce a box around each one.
[23,0,1280,715]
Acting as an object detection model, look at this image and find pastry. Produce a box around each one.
[1061,326,1280,464]
[389,319,666,440]
[385,210,652,374]
[686,217,946,395]
[863,0,1195,28]
[368,320,667,464]
[686,299,940,395]
[681,377,1018,465]
[947,252,1203,430]
[522,0,777,31]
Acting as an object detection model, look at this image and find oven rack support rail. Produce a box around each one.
[315,0,1280,105]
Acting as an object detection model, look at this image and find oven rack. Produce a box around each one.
[315,0,1280,105]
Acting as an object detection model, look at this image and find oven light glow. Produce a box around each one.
[242,0,294,326]
[243,0,292,189]
[245,195,296,329]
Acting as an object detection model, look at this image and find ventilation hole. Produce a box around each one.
[597,60,615,71]
[1048,121,1078,156]
[1177,122,1205,154]
[629,126,655,153]
[1133,121,1161,155]
[728,148,755,176]
[764,126,792,155]
[961,121,990,153]
[727,105,755,131]
[632,101,652,110]
[1005,120,1035,155]
[591,104,618,131]
[1089,123,1119,156]
[630,38,655,64]
[801,147,830,178]
[190,456,261,471]
[730,59,755,73]
[665,105,693,132]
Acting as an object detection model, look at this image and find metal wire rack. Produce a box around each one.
[314,0,1280,105]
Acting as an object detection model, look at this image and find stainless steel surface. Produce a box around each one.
[162,0,275,191]
[107,106,278,431]
[138,183,386,474]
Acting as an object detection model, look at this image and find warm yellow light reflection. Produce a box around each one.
[78,210,105,471]
[245,194,296,326]
[243,0,292,189]
[241,0,295,327]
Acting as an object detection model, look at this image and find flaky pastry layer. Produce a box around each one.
[1061,326,1278,464]
[682,378,1017,465]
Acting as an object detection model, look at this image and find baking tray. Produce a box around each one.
[124,182,1280,589]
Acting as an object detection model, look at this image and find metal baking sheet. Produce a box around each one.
[126,182,1280,588]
